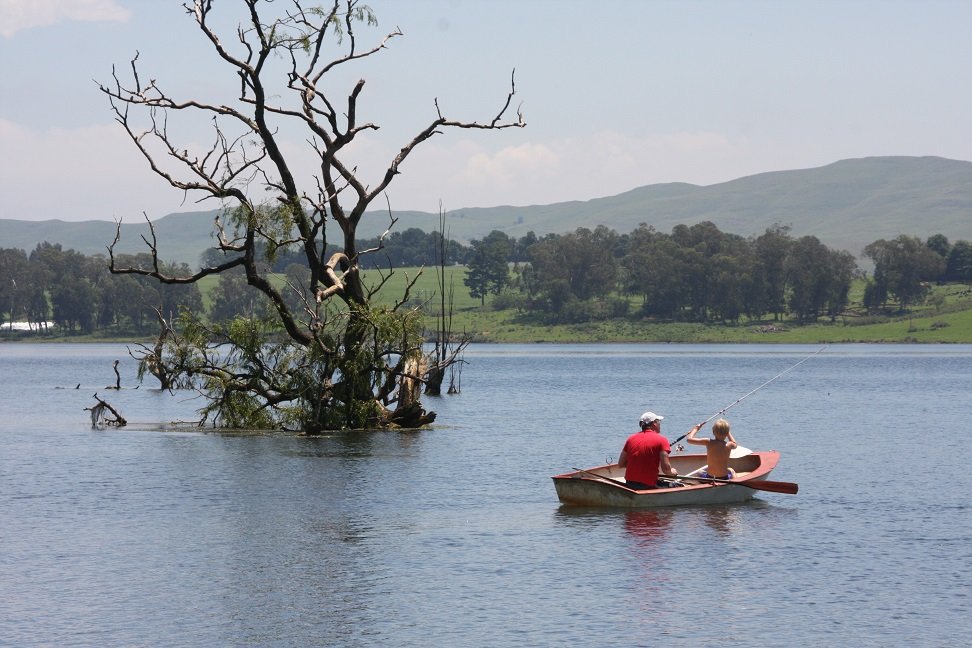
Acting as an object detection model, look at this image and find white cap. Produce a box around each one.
[640,411,664,425]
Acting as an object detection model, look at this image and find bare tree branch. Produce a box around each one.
[97,0,525,430]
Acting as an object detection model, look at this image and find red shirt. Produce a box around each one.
[622,430,671,485]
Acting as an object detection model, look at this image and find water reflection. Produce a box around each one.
[552,506,674,547]
[552,507,675,548]
[623,509,674,546]
[552,506,621,528]
[701,506,741,536]
[695,500,778,536]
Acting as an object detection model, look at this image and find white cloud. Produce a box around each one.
[0,114,786,222]
[0,0,130,38]
[380,130,754,210]
[0,117,192,221]
[307,129,762,212]
[461,143,561,192]
[274,131,752,212]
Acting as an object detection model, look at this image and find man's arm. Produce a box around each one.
[659,451,677,476]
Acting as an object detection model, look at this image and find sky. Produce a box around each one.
[1,0,971,223]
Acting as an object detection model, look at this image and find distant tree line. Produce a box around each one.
[514,223,856,324]
[0,243,202,334]
[199,226,532,272]
[862,233,972,310]
[510,225,972,324]
[3,224,971,333]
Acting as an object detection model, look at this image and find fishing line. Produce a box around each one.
[671,345,828,446]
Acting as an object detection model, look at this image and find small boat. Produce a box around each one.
[552,450,792,508]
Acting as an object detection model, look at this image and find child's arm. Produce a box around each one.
[727,429,738,450]
[685,423,707,446]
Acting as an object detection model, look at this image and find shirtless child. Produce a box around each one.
[686,418,738,480]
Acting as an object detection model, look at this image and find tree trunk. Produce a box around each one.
[99,1,522,432]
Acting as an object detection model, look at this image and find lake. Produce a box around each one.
[1,343,970,647]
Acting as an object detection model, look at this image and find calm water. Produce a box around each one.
[1,343,969,647]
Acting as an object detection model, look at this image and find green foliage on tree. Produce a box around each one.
[519,222,862,326]
[753,224,793,320]
[97,1,523,431]
[864,235,945,310]
[464,230,513,305]
[0,248,33,329]
[208,271,267,323]
[926,233,951,259]
[523,226,620,322]
[945,240,972,282]
[787,231,851,321]
[0,243,202,335]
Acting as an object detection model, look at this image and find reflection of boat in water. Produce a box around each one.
[623,509,674,543]
[552,451,793,508]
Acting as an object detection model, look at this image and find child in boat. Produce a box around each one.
[686,418,738,480]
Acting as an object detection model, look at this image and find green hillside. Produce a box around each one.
[0,211,220,267]
[444,156,972,257]
[3,156,971,265]
[363,268,972,344]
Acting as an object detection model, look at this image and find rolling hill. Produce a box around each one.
[3,156,970,266]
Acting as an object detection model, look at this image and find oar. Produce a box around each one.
[664,473,799,495]
[571,467,640,492]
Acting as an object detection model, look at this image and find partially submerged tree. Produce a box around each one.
[98,0,524,431]
[426,204,467,396]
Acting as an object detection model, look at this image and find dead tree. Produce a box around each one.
[110,360,121,389]
[425,203,470,396]
[86,393,127,428]
[97,1,523,430]
[128,307,191,391]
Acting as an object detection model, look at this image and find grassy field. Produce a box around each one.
[9,267,972,343]
[364,267,972,344]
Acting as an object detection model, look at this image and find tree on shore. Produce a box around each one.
[98,0,524,431]
[464,230,513,305]
[524,226,620,321]
[945,240,972,283]
[784,236,853,322]
[864,235,945,310]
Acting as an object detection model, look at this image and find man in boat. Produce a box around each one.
[618,411,678,489]
[686,418,738,480]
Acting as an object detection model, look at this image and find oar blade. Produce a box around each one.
[745,479,799,495]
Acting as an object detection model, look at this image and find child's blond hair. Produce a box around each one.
[712,418,731,435]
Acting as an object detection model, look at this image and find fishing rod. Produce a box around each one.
[671,345,828,447]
